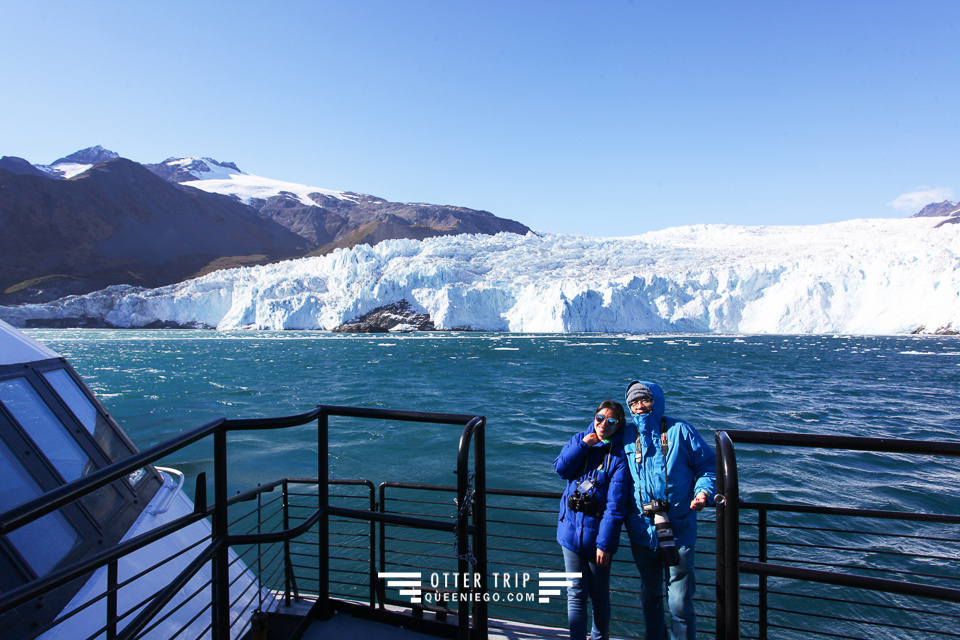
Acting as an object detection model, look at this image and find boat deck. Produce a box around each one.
[269,596,565,640]
[300,612,565,639]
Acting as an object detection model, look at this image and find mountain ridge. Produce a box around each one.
[0,147,530,304]
[0,158,309,303]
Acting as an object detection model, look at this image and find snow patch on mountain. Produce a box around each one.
[3,217,957,335]
[162,157,357,207]
[37,145,120,178]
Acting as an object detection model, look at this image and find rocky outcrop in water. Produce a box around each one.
[333,300,436,333]
[911,323,959,335]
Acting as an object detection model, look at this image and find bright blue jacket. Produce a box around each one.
[622,380,716,550]
[554,424,630,555]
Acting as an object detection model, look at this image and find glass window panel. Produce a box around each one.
[0,440,78,576]
[0,378,90,482]
[42,369,97,434]
[42,368,134,464]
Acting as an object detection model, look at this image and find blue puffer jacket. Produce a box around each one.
[555,423,630,556]
[622,380,716,550]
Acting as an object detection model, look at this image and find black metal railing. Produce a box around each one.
[374,483,720,639]
[0,406,486,640]
[8,414,960,640]
[716,430,960,640]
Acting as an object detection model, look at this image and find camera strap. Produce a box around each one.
[660,417,669,457]
[597,447,612,474]
[579,444,612,487]
[660,418,671,501]
[635,417,672,504]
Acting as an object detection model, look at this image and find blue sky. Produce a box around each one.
[2,1,957,236]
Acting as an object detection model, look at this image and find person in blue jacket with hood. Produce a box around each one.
[622,380,716,640]
[554,400,630,640]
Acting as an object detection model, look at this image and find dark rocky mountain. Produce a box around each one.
[145,156,531,251]
[912,199,960,227]
[0,159,309,304]
[146,157,242,183]
[52,145,119,166]
[0,156,48,177]
[912,200,959,217]
[1,148,532,305]
[255,192,530,253]
[37,145,121,179]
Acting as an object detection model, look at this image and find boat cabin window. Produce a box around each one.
[0,360,163,597]
[0,377,92,482]
[42,368,98,435]
[41,367,136,466]
[0,439,78,580]
[0,370,128,524]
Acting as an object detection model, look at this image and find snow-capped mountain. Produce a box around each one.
[0,147,530,303]
[2,217,957,335]
[913,199,960,225]
[146,156,356,207]
[143,155,529,249]
[37,145,120,178]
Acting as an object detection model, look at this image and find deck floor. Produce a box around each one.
[299,609,566,640]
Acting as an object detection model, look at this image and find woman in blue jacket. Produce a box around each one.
[554,400,630,640]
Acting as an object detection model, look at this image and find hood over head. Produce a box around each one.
[625,380,666,431]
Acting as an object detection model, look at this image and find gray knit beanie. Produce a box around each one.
[626,382,653,406]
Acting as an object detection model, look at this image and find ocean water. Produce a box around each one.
[23,330,960,637]
[27,330,960,497]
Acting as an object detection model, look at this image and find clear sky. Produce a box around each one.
[2,0,957,236]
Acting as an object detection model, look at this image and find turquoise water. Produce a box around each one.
[23,330,960,638]
[26,330,960,499]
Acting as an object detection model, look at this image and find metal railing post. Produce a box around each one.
[472,418,488,638]
[282,479,291,605]
[106,560,118,640]
[715,430,740,640]
[378,483,387,608]
[367,481,377,607]
[758,507,767,640]
[212,427,230,640]
[317,411,331,619]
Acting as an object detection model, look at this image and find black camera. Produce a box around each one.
[567,490,600,517]
[642,500,679,566]
[641,499,670,516]
[568,479,604,517]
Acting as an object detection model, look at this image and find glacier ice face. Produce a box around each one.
[2,218,958,334]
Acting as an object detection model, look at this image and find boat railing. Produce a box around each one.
[367,483,720,638]
[0,405,486,640]
[7,414,960,640]
[716,430,960,640]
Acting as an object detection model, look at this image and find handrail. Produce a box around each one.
[0,404,487,640]
[719,429,960,456]
[228,506,327,545]
[740,500,960,524]
[456,415,488,638]
[0,404,478,535]
[715,430,740,640]
[739,560,960,603]
[116,539,218,640]
[0,474,290,614]
[149,467,186,515]
[715,428,960,640]
[0,416,227,536]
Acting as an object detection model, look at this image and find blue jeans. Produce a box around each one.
[626,521,697,640]
[561,546,611,640]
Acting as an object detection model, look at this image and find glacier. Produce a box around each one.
[2,217,958,334]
